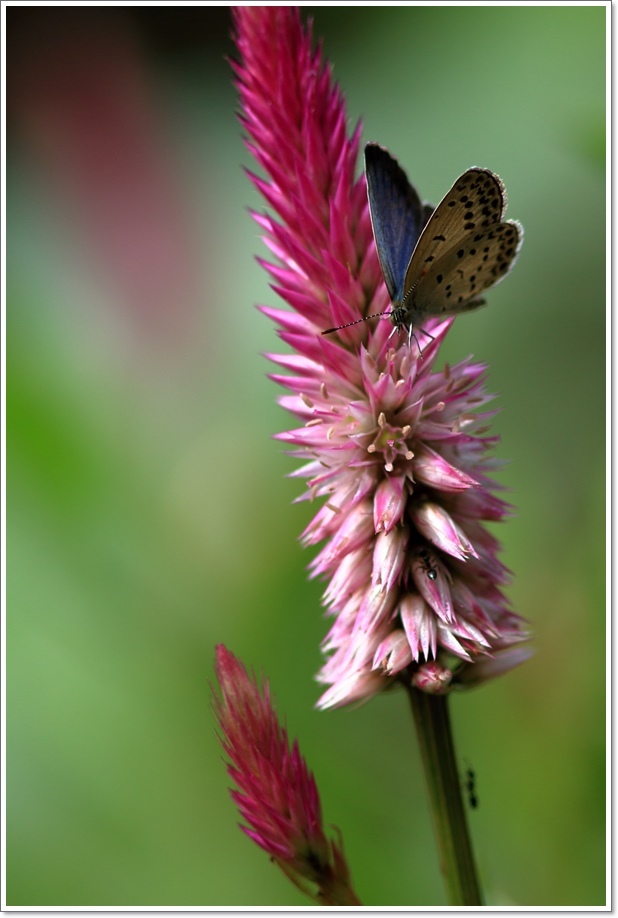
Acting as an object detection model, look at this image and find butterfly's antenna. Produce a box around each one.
[321,311,391,335]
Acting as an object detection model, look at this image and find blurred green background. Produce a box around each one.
[7,5,606,908]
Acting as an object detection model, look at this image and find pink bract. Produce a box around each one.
[213,645,359,904]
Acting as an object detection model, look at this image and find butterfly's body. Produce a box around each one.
[322,144,522,350]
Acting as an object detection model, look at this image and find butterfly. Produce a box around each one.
[323,143,522,351]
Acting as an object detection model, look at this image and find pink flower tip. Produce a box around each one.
[212,644,361,905]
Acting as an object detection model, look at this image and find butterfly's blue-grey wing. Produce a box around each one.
[364,143,425,305]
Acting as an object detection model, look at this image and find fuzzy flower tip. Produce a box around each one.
[233,7,531,710]
[212,645,360,906]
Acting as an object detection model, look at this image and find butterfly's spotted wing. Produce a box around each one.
[400,167,521,324]
[404,168,507,290]
[414,219,523,316]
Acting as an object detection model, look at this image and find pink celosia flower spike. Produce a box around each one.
[233,7,531,710]
[212,645,361,906]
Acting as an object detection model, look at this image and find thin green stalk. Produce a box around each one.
[405,686,483,906]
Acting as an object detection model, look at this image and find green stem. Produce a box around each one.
[405,686,483,906]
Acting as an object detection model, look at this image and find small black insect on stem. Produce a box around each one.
[464,765,478,809]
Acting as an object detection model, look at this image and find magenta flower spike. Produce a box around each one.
[212,645,360,906]
[233,6,530,712]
